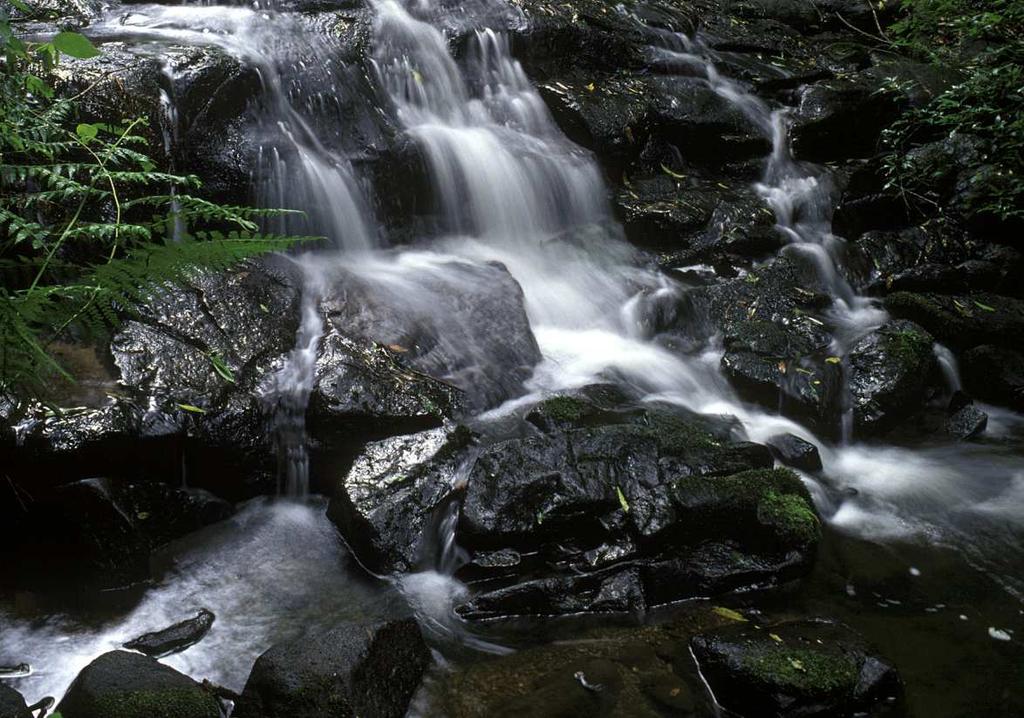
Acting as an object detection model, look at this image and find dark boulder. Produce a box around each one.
[847,320,937,435]
[124,609,216,658]
[790,70,902,162]
[57,650,220,718]
[1,478,233,592]
[0,684,28,718]
[961,345,1024,412]
[691,619,901,717]
[767,433,823,471]
[885,292,1024,351]
[235,619,430,718]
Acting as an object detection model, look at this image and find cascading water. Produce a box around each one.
[5,0,1023,709]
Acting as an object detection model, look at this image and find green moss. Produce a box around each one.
[538,395,590,424]
[93,688,219,718]
[635,410,718,454]
[744,648,858,694]
[883,325,931,365]
[757,490,821,546]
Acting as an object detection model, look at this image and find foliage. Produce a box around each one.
[881,0,1024,224]
[0,5,315,401]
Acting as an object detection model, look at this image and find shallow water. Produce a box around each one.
[0,499,400,704]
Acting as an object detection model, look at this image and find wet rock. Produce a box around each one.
[124,609,216,658]
[791,71,902,162]
[847,320,937,435]
[321,259,540,411]
[615,172,779,260]
[962,345,1024,412]
[885,292,1024,351]
[697,257,845,433]
[335,394,819,618]
[327,424,473,574]
[57,650,220,718]
[691,619,901,717]
[946,404,987,441]
[0,684,28,718]
[1,478,232,592]
[767,433,823,472]
[235,618,430,718]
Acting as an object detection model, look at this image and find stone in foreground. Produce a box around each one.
[235,618,430,718]
[691,619,901,717]
[56,650,220,718]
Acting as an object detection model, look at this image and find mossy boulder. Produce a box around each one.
[691,619,901,717]
[56,650,220,718]
[885,291,1024,351]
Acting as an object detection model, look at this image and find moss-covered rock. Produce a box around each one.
[56,651,220,718]
[691,619,902,717]
[885,291,1024,351]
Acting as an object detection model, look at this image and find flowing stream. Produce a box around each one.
[2,0,1023,712]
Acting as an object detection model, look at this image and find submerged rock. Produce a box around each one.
[124,609,216,658]
[235,618,430,718]
[691,619,901,717]
[57,650,220,718]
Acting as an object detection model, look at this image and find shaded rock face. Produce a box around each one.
[767,433,822,472]
[962,345,1024,412]
[57,650,220,718]
[330,392,822,619]
[0,478,232,592]
[691,619,902,717]
[885,292,1024,352]
[235,619,430,718]
[0,684,28,718]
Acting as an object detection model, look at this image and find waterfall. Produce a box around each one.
[639,28,889,442]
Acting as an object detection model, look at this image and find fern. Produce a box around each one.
[0,5,319,401]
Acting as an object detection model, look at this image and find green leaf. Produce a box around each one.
[712,606,748,622]
[177,403,207,414]
[10,0,31,13]
[76,123,98,142]
[973,300,996,312]
[52,31,100,59]
[616,485,630,513]
[208,352,236,383]
[659,163,686,180]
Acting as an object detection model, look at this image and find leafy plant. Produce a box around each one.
[1,4,315,401]
[880,0,1024,226]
